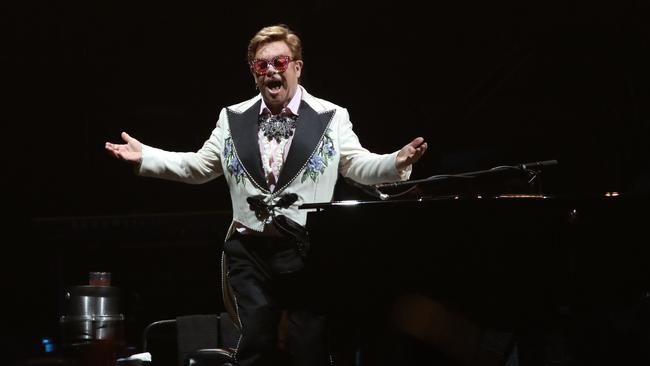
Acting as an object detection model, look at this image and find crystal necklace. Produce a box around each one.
[258,112,298,143]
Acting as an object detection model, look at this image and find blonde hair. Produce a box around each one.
[247,24,303,62]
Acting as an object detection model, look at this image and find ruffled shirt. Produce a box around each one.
[235,88,302,235]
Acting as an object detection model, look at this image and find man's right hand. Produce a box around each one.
[105,132,142,164]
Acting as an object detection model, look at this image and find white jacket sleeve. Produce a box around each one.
[137,108,227,184]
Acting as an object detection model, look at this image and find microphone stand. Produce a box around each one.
[355,159,559,200]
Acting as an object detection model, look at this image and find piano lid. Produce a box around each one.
[299,194,552,211]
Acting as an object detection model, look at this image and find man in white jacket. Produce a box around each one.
[106,24,427,366]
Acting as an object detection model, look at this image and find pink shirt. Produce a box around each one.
[258,87,302,192]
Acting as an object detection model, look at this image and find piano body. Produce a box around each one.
[300,189,650,365]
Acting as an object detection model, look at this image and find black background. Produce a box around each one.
[9,0,650,363]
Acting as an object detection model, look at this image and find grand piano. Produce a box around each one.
[299,163,650,366]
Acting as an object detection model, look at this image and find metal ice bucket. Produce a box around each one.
[60,285,125,346]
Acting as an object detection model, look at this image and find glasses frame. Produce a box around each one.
[250,55,294,76]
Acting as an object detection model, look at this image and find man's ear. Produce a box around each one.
[251,72,260,89]
[294,60,303,78]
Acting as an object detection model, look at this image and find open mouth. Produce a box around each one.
[266,79,283,92]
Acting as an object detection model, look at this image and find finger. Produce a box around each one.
[409,143,427,161]
[105,142,118,152]
[107,144,123,157]
[121,131,130,143]
[410,137,425,148]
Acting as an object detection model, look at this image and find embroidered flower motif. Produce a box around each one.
[302,130,336,183]
[224,137,246,185]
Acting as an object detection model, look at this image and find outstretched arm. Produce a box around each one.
[396,137,428,171]
[105,132,142,164]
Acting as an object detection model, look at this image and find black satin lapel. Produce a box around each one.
[227,101,269,191]
[276,102,334,190]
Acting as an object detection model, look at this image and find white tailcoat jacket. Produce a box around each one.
[138,86,411,234]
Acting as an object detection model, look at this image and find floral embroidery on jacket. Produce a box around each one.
[224,137,246,185]
[302,129,336,183]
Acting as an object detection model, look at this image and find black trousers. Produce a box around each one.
[224,233,328,366]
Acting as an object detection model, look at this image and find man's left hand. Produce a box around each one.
[396,137,428,171]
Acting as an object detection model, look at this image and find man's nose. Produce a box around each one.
[266,64,279,75]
